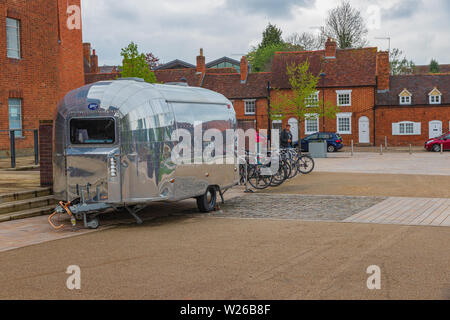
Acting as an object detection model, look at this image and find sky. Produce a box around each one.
[81,0,450,67]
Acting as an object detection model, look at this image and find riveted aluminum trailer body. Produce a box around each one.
[53,79,238,209]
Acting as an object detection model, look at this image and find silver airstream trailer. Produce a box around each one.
[50,78,238,229]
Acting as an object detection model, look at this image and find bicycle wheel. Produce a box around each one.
[248,166,273,189]
[270,160,288,186]
[297,155,315,174]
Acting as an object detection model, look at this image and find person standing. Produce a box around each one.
[280,124,293,148]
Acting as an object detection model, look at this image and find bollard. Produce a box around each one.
[10,130,16,168]
[385,136,388,150]
[380,144,383,155]
[34,130,39,165]
[351,140,354,157]
[409,144,412,155]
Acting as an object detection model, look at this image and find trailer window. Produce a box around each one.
[70,118,115,144]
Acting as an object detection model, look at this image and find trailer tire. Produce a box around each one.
[196,186,217,213]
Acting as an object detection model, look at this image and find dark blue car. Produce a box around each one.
[298,132,344,153]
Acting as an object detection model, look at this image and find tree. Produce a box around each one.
[120,42,157,83]
[429,59,440,73]
[259,23,283,49]
[390,48,416,75]
[247,43,287,72]
[247,23,304,72]
[321,1,368,48]
[271,61,339,136]
[145,52,160,71]
[285,32,322,51]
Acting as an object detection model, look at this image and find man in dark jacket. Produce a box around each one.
[280,124,293,148]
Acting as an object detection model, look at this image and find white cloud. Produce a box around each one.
[81,0,450,66]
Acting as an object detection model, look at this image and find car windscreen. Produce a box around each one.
[70,118,115,145]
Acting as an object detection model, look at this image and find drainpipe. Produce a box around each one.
[267,81,271,142]
[373,88,377,146]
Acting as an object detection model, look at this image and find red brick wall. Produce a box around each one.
[39,120,53,187]
[375,105,450,146]
[232,98,269,130]
[271,87,376,145]
[0,0,84,152]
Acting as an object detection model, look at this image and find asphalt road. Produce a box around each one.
[0,214,449,300]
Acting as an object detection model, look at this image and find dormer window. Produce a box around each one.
[399,89,412,105]
[428,88,442,105]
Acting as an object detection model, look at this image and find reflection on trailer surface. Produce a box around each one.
[51,78,238,229]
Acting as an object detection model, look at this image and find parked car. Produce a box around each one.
[425,132,450,152]
[298,132,344,153]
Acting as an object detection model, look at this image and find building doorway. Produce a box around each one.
[288,118,299,144]
[429,120,442,139]
[358,116,370,143]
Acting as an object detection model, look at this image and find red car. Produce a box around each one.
[425,132,450,152]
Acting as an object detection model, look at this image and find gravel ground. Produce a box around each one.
[210,194,386,221]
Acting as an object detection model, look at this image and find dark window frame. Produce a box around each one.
[69,117,117,146]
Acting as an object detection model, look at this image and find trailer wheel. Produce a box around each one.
[196,186,217,213]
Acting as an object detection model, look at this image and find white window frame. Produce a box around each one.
[306,91,320,107]
[6,17,21,59]
[304,113,319,135]
[392,121,421,136]
[429,94,441,105]
[399,89,412,105]
[336,90,352,107]
[244,99,256,115]
[8,98,23,137]
[336,112,352,135]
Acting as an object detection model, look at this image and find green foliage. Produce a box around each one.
[429,59,440,73]
[247,43,287,72]
[247,23,302,72]
[271,61,339,126]
[390,48,416,75]
[120,42,157,83]
[259,23,283,49]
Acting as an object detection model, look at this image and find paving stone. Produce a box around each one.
[208,194,387,221]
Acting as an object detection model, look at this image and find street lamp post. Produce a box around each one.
[320,72,326,132]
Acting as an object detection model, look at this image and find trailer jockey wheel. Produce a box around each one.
[197,186,217,213]
[86,217,100,229]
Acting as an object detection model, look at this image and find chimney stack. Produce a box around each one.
[196,48,206,75]
[240,56,248,83]
[83,43,91,66]
[376,51,390,92]
[325,38,337,58]
[90,49,99,74]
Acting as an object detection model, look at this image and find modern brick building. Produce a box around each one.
[0,0,84,155]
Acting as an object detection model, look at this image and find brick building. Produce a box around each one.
[375,74,450,146]
[270,39,379,145]
[0,0,85,155]
[85,40,449,147]
[84,43,120,84]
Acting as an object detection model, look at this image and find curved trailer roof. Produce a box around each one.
[56,79,231,119]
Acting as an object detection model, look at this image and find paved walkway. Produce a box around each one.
[315,152,450,176]
[345,197,450,227]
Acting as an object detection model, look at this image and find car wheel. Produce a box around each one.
[432,144,441,152]
[196,186,217,213]
[327,145,336,153]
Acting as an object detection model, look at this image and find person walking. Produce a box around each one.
[280,124,293,149]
